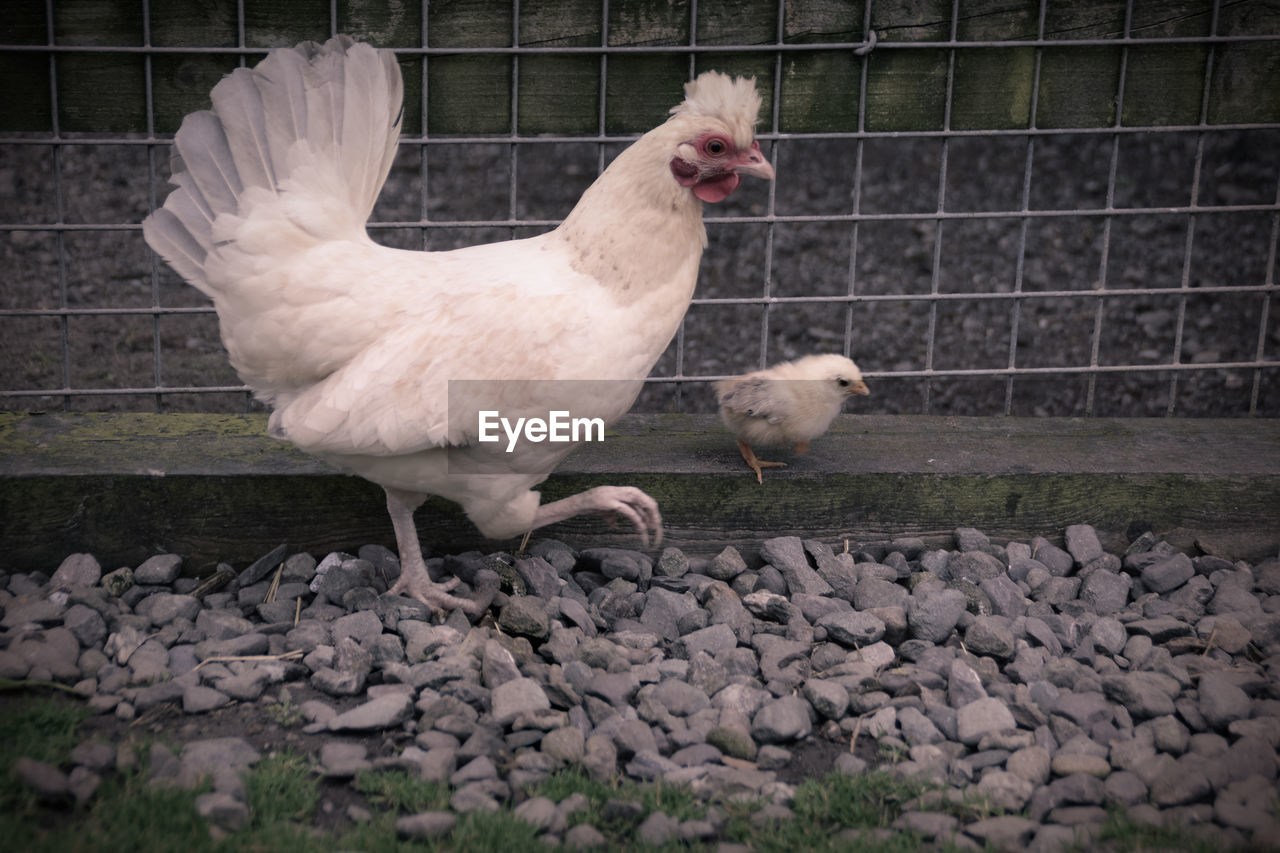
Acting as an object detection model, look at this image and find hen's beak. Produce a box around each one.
[847,380,871,397]
[734,141,775,180]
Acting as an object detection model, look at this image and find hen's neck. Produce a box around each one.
[554,123,707,305]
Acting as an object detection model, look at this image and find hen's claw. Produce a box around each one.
[530,485,663,547]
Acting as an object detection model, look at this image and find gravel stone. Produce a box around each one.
[134,554,183,585]
[908,589,967,643]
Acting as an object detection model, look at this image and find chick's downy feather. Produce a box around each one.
[143,36,773,612]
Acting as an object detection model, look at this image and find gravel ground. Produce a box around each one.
[3,525,1279,849]
[1,127,1276,417]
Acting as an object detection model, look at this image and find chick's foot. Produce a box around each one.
[737,440,786,484]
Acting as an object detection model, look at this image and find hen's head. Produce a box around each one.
[667,72,774,203]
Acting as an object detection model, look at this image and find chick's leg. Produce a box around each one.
[383,487,480,614]
[529,486,663,547]
[737,440,786,485]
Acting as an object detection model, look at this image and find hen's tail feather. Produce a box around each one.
[142,35,403,293]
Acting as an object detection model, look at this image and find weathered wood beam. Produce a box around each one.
[2,412,1276,574]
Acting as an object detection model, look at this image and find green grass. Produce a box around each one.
[0,694,91,816]
[354,768,451,813]
[245,750,319,826]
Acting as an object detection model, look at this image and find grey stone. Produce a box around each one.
[760,536,832,596]
[803,679,849,720]
[62,604,108,648]
[707,724,757,760]
[514,556,561,598]
[705,546,748,581]
[897,705,945,746]
[195,792,249,829]
[975,771,1035,812]
[135,592,201,625]
[1031,538,1074,576]
[395,811,458,840]
[565,823,608,849]
[330,609,384,647]
[1064,525,1104,565]
[908,589,967,643]
[492,677,551,727]
[329,692,414,731]
[1150,759,1212,806]
[1105,770,1148,806]
[637,811,680,846]
[964,615,1016,659]
[1007,745,1051,786]
[1102,672,1178,719]
[956,697,1017,745]
[14,757,70,799]
[854,577,910,610]
[817,610,885,648]
[1207,582,1263,617]
[498,596,550,639]
[948,658,988,708]
[182,685,231,714]
[134,554,183,585]
[639,587,699,641]
[966,815,1040,849]
[751,695,813,743]
[650,678,711,716]
[979,573,1027,619]
[1078,569,1132,616]
[674,623,737,660]
[947,551,1005,584]
[51,553,103,589]
[1199,671,1251,731]
[1142,553,1195,594]
[655,547,690,578]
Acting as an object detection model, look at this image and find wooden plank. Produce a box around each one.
[1036,46,1120,129]
[2,412,1277,572]
[864,49,948,132]
[952,47,1034,130]
[1,0,1275,133]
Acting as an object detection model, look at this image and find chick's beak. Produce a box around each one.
[733,140,775,180]
[847,380,871,397]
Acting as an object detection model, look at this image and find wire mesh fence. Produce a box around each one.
[1,0,1277,417]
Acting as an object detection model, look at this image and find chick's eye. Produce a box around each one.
[837,378,850,387]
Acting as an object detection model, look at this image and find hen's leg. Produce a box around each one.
[737,440,786,484]
[530,486,663,547]
[383,487,480,614]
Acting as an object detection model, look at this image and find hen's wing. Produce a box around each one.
[265,237,612,457]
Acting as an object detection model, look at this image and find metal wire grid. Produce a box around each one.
[0,0,1278,416]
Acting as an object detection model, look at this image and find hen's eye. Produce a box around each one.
[706,139,727,155]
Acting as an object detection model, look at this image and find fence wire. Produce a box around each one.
[1,0,1277,417]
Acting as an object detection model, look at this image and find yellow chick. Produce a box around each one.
[714,354,870,484]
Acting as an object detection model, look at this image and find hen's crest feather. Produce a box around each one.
[669,71,762,149]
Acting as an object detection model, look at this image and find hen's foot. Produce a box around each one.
[737,440,786,484]
[531,485,663,547]
[388,569,481,615]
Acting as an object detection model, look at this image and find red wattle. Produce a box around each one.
[693,172,741,203]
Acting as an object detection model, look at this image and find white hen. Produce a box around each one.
[143,36,773,614]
